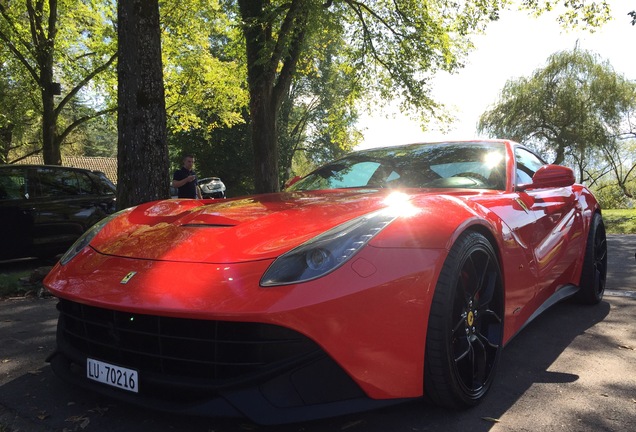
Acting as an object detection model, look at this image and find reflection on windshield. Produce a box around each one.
[288,142,507,191]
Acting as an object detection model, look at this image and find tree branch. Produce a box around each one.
[0,29,40,83]
[0,2,38,57]
[54,52,118,117]
[268,0,305,81]
[56,107,117,146]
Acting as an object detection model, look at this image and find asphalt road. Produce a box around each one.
[1,235,635,432]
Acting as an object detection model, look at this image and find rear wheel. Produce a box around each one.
[574,213,607,305]
[424,231,504,408]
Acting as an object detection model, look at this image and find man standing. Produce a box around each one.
[172,155,202,199]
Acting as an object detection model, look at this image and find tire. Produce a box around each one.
[424,231,504,409]
[574,213,607,305]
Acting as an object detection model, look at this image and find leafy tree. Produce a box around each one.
[169,113,254,197]
[117,0,169,209]
[160,0,248,135]
[478,49,636,167]
[0,55,40,163]
[0,0,117,165]
[236,0,509,193]
[520,0,611,28]
[158,0,251,197]
[233,0,616,194]
[596,138,636,199]
[279,25,364,185]
[61,99,117,157]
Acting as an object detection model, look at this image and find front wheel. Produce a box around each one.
[574,213,607,305]
[424,231,504,409]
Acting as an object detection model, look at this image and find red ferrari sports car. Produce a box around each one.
[44,140,607,424]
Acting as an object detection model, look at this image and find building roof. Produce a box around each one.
[13,156,118,184]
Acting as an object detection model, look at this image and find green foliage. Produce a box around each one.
[169,110,255,197]
[161,0,249,134]
[62,101,118,157]
[592,183,634,209]
[0,54,40,163]
[0,270,31,298]
[236,0,511,192]
[601,209,636,234]
[2,0,617,197]
[520,0,612,28]
[478,49,636,166]
[160,0,252,196]
[0,0,118,162]
[278,22,364,183]
[324,1,508,122]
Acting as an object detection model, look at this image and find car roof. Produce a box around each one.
[0,164,103,174]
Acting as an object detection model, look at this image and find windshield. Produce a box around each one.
[288,142,507,191]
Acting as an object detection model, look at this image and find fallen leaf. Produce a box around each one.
[601,393,609,397]
[65,415,91,429]
[37,411,50,420]
[342,420,364,429]
[88,405,109,416]
[618,345,635,350]
[1,359,10,364]
[482,417,500,423]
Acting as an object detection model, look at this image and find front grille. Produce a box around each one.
[57,299,321,386]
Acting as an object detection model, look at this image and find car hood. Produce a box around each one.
[91,190,399,263]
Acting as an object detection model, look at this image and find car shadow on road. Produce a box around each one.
[0,298,612,432]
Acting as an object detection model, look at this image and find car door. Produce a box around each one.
[30,167,114,257]
[0,167,33,260]
[28,167,84,255]
[514,147,585,300]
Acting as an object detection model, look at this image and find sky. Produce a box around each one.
[356,0,636,150]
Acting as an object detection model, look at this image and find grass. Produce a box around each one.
[602,209,636,234]
[0,270,32,298]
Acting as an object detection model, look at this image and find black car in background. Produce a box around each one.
[0,165,117,261]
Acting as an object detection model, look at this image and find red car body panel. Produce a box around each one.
[43,140,601,419]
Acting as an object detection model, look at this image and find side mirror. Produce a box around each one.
[518,164,575,191]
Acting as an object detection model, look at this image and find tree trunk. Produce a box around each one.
[552,143,566,165]
[41,76,60,165]
[239,0,309,194]
[0,123,14,164]
[250,85,280,193]
[39,0,61,165]
[116,0,169,210]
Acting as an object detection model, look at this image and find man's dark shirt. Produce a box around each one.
[173,167,198,198]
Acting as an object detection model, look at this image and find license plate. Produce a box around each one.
[87,358,139,393]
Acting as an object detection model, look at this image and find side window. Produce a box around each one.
[38,168,81,197]
[77,172,98,194]
[515,148,546,186]
[94,172,116,194]
[0,168,26,200]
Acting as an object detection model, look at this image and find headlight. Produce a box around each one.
[59,211,120,265]
[260,209,396,286]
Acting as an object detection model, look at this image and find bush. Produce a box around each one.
[602,209,636,234]
[590,184,634,209]
[0,271,31,297]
